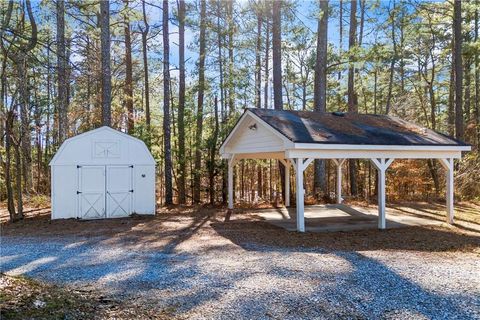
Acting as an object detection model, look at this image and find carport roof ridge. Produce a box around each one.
[247,108,468,146]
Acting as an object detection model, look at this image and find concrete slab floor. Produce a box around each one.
[254,204,445,232]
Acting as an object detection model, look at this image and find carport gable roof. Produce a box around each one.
[247,108,469,147]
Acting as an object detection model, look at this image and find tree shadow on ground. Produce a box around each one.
[327,251,477,319]
[211,219,480,252]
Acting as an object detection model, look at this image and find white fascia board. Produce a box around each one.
[293,143,471,152]
[285,149,463,159]
[219,110,294,155]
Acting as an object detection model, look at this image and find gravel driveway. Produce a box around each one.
[1,208,480,319]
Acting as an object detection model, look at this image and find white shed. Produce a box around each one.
[49,126,156,220]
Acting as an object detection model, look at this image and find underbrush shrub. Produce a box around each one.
[26,194,51,208]
[456,152,480,201]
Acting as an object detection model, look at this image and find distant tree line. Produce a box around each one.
[0,0,479,222]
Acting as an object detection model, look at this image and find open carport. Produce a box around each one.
[220,109,471,232]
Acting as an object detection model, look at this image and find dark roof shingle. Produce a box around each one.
[248,108,468,146]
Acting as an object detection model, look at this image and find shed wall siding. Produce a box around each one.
[133,165,156,215]
[52,165,77,219]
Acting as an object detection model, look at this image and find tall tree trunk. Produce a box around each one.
[385,1,396,115]
[163,0,173,205]
[227,0,234,115]
[216,0,227,204]
[11,0,37,194]
[100,0,112,126]
[0,21,6,206]
[399,5,405,95]
[475,7,479,145]
[141,0,151,142]
[217,0,225,119]
[272,0,285,202]
[373,68,378,114]
[313,0,328,199]
[255,4,262,109]
[32,69,42,192]
[448,53,455,136]
[14,139,23,221]
[338,0,343,80]
[453,0,464,140]
[427,54,440,195]
[124,0,134,133]
[5,111,16,221]
[45,40,51,163]
[209,96,219,204]
[264,2,270,109]
[178,0,186,204]
[359,0,365,46]
[18,57,32,194]
[464,60,471,123]
[193,0,206,203]
[347,0,358,196]
[272,0,283,111]
[56,0,68,142]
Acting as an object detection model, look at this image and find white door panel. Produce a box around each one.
[106,166,133,218]
[78,166,106,219]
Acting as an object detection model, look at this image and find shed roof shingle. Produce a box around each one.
[248,108,468,146]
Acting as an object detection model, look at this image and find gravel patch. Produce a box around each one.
[1,211,480,319]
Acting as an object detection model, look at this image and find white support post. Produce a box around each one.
[440,158,454,224]
[333,159,346,204]
[370,158,394,229]
[228,156,236,210]
[294,158,305,232]
[377,166,386,229]
[285,160,290,207]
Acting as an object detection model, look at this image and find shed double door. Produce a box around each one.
[78,165,133,219]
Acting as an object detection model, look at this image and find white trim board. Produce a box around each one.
[293,143,471,152]
[285,149,463,159]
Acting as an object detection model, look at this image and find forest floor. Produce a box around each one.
[1,201,479,319]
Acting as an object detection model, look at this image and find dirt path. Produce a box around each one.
[1,205,480,319]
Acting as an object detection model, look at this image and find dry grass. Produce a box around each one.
[0,274,175,320]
